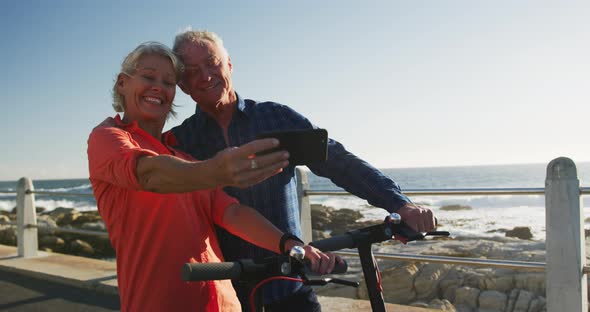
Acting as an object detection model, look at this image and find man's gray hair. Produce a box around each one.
[172,27,229,58]
[112,41,182,116]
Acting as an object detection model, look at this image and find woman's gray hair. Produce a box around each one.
[172,27,229,59]
[112,41,183,116]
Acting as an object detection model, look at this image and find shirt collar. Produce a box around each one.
[114,114,179,149]
[235,92,248,115]
[162,131,178,146]
[113,114,140,131]
[193,91,249,128]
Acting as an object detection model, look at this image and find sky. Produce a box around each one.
[0,1,588,181]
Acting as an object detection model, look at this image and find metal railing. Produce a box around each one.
[295,157,587,311]
[302,187,556,272]
[1,157,587,311]
[25,190,94,197]
[335,251,547,272]
[307,187,590,196]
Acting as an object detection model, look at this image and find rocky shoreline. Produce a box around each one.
[1,204,588,311]
[311,204,590,312]
[0,207,113,259]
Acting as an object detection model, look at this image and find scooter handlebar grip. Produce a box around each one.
[331,258,349,274]
[181,262,242,282]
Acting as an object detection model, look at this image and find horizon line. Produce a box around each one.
[2,160,589,183]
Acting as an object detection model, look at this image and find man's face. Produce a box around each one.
[178,40,234,108]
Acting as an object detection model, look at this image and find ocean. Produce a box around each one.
[1,162,589,239]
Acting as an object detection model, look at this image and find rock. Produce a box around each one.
[505,289,519,312]
[69,239,94,256]
[414,263,452,301]
[512,289,534,312]
[46,207,76,218]
[311,205,334,230]
[84,236,115,258]
[485,272,515,293]
[440,205,472,211]
[311,204,372,236]
[409,301,429,308]
[505,227,533,240]
[514,273,545,296]
[505,289,539,312]
[439,267,467,302]
[42,207,82,226]
[486,228,509,234]
[329,209,363,235]
[0,227,17,245]
[311,204,333,215]
[71,211,102,226]
[352,219,383,229]
[454,286,480,308]
[37,215,58,236]
[463,271,487,290]
[528,297,546,312]
[56,211,81,226]
[39,235,66,252]
[478,290,507,311]
[312,230,330,241]
[81,221,106,232]
[359,263,419,304]
[3,212,16,221]
[428,299,457,311]
[473,241,505,257]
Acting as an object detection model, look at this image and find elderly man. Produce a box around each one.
[169,29,436,311]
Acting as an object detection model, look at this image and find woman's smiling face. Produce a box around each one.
[117,54,176,123]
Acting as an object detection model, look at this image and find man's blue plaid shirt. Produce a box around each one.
[170,92,411,304]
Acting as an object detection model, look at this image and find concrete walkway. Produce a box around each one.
[0,269,119,311]
[0,244,438,311]
[0,245,117,296]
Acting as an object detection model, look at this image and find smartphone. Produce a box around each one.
[256,129,328,165]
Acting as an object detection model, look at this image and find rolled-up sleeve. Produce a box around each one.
[87,127,158,190]
[308,139,412,213]
[210,187,239,226]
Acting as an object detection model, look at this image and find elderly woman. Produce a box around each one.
[87,41,337,312]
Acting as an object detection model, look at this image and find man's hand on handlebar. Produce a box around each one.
[395,202,436,233]
[302,245,343,275]
[285,238,342,275]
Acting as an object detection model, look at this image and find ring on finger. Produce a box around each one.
[250,159,258,170]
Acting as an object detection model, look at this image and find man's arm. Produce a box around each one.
[252,104,435,232]
[136,139,289,193]
[309,140,435,232]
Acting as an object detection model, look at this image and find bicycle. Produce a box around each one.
[182,213,449,312]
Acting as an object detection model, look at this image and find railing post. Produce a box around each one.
[16,177,38,257]
[545,157,587,311]
[296,168,312,243]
